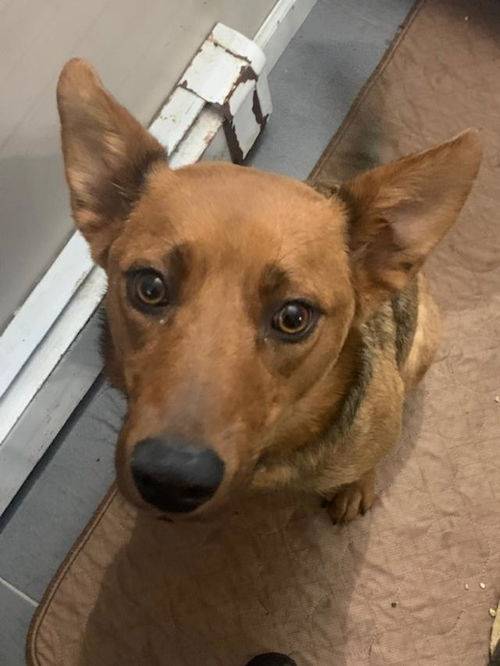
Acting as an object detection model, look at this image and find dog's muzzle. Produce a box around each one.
[131,436,224,513]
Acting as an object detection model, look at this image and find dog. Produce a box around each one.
[56,58,481,524]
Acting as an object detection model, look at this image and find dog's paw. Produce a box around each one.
[326,471,375,525]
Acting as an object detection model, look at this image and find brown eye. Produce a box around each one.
[131,270,168,309]
[272,301,315,340]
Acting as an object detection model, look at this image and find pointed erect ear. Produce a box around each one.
[57,58,166,265]
[340,130,482,318]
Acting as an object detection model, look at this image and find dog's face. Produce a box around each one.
[57,59,481,519]
[104,164,358,517]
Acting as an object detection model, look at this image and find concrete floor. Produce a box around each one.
[0,1,413,662]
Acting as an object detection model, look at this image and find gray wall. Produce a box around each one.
[0,0,276,331]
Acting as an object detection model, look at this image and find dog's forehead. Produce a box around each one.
[150,162,341,226]
[119,162,347,273]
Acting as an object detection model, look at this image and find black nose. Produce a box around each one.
[131,436,224,513]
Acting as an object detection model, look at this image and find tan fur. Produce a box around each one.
[401,274,441,389]
[56,59,482,523]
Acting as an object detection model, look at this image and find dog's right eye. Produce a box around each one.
[128,270,169,312]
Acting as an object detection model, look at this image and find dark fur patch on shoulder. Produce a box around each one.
[391,279,419,367]
[328,330,373,440]
[327,306,394,440]
[329,282,418,439]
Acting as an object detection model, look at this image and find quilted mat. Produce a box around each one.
[28,1,500,664]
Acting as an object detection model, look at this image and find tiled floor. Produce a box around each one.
[0,1,413,663]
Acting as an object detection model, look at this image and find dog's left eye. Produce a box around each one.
[129,270,169,310]
[272,301,316,340]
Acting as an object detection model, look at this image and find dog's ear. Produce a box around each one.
[57,59,166,265]
[340,130,482,318]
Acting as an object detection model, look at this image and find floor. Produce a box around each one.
[0,1,414,663]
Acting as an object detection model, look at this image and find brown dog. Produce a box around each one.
[57,59,481,523]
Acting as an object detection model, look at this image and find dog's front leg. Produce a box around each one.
[325,469,375,525]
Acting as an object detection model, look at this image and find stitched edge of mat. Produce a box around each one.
[26,486,119,665]
[25,3,424,663]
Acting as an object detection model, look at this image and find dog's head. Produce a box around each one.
[57,59,481,519]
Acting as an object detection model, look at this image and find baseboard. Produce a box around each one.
[0,0,317,516]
